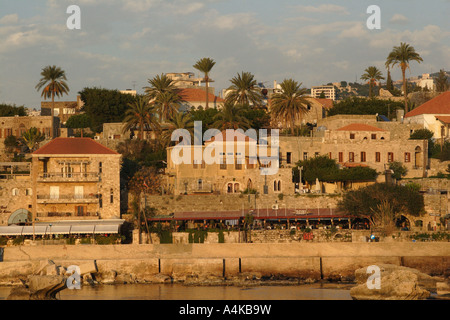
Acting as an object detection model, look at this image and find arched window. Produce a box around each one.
[12,188,19,196]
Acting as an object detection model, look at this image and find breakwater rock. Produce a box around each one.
[350,264,444,300]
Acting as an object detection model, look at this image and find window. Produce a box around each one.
[371,134,377,140]
[349,152,354,163]
[375,152,381,162]
[273,180,282,192]
[220,162,227,170]
[303,152,308,161]
[193,162,199,169]
[110,188,114,204]
[197,179,203,190]
[99,194,103,208]
[361,152,366,162]
[338,152,343,163]
[388,152,394,163]
[12,188,19,196]
[74,186,84,199]
[26,188,32,196]
[350,133,355,139]
[286,152,292,164]
[279,152,283,164]
[99,162,103,174]
[50,186,59,199]
[405,152,411,163]
[315,152,320,157]
[328,152,332,159]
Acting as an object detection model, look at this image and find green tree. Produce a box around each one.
[65,113,92,133]
[20,127,45,152]
[212,102,251,130]
[4,135,20,155]
[144,74,180,122]
[122,96,160,140]
[361,66,385,98]
[435,69,449,93]
[386,42,423,113]
[193,57,216,109]
[225,72,263,107]
[327,97,404,118]
[35,65,69,138]
[161,112,195,147]
[388,161,408,180]
[79,87,136,133]
[269,79,309,134]
[0,104,27,117]
[339,183,425,233]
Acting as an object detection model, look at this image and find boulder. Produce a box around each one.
[436,281,450,296]
[7,275,67,300]
[351,265,431,300]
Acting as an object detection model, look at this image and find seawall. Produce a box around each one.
[1,243,449,285]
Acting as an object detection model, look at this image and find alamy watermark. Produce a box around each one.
[66,5,382,31]
[366,265,381,290]
[170,122,280,176]
[66,265,81,290]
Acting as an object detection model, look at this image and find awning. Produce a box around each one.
[22,225,48,235]
[0,225,23,236]
[70,225,95,234]
[46,225,71,235]
[93,224,120,234]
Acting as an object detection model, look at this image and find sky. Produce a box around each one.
[0,0,449,109]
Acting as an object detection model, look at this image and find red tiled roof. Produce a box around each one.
[435,116,450,124]
[178,88,225,103]
[404,92,450,118]
[312,98,334,109]
[336,123,385,132]
[33,137,119,155]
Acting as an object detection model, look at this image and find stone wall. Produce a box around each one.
[138,193,342,216]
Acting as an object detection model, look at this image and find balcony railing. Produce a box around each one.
[37,212,99,217]
[38,172,100,182]
[37,194,99,203]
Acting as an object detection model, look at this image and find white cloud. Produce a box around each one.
[0,14,19,24]
[296,4,350,15]
[390,14,409,24]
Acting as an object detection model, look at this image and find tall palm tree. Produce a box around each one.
[144,74,180,122]
[225,71,263,107]
[20,127,45,152]
[122,96,160,140]
[153,90,181,122]
[361,66,385,98]
[161,112,195,147]
[386,42,423,113]
[193,57,216,109]
[269,79,309,134]
[212,102,251,130]
[35,65,69,138]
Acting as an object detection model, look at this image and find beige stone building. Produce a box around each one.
[40,95,84,125]
[30,137,122,222]
[165,130,293,195]
[0,115,55,161]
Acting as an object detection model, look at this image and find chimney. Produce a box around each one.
[274,80,277,89]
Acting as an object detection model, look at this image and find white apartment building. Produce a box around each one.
[311,85,336,101]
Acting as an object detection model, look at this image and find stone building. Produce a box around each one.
[30,137,121,222]
[165,129,293,195]
[40,95,84,125]
[0,115,55,161]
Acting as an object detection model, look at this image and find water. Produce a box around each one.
[0,283,352,300]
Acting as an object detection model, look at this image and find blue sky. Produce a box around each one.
[1,0,449,108]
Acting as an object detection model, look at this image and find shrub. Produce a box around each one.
[278,193,284,200]
[218,230,225,243]
[13,236,24,245]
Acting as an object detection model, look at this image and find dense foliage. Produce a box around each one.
[327,97,404,119]
[79,87,137,133]
[0,104,27,117]
[294,155,378,184]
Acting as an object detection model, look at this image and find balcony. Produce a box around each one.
[37,212,99,218]
[37,194,99,204]
[37,172,100,182]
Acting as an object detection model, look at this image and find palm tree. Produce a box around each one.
[212,102,251,130]
[193,57,216,109]
[161,112,195,147]
[35,65,69,139]
[144,74,181,122]
[435,69,449,93]
[269,79,310,134]
[122,96,160,140]
[361,66,385,98]
[20,127,45,152]
[225,71,263,107]
[386,42,423,113]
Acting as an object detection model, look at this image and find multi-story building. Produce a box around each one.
[30,137,121,222]
[40,95,84,125]
[166,130,293,195]
[311,85,336,101]
[166,72,207,88]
